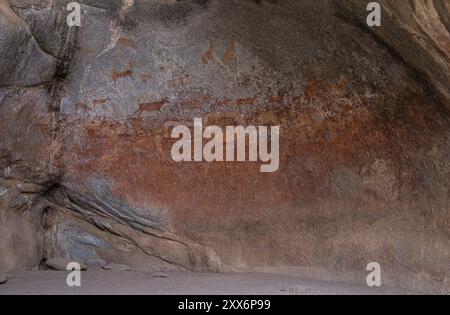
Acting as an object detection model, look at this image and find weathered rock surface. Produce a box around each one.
[0,0,449,294]
[0,0,57,86]
[338,0,450,106]
[45,257,88,271]
[85,259,107,270]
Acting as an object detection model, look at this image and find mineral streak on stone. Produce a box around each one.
[0,0,449,294]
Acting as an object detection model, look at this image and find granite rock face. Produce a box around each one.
[0,0,57,86]
[0,0,449,293]
[338,0,450,106]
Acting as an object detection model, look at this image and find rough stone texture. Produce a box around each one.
[0,0,57,86]
[45,257,88,271]
[338,0,450,107]
[0,87,53,272]
[0,0,69,273]
[0,0,449,294]
[85,259,106,270]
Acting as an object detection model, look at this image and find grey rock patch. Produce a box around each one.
[57,224,112,249]
[47,224,111,266]
[0,0,57,86]
[46,258,88,271]
[86,259,107,270]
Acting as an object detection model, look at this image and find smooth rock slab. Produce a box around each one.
[46,258,88,271]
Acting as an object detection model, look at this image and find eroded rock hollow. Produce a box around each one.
[0,0,449,293]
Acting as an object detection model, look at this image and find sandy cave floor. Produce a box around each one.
[0,271,421,295]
